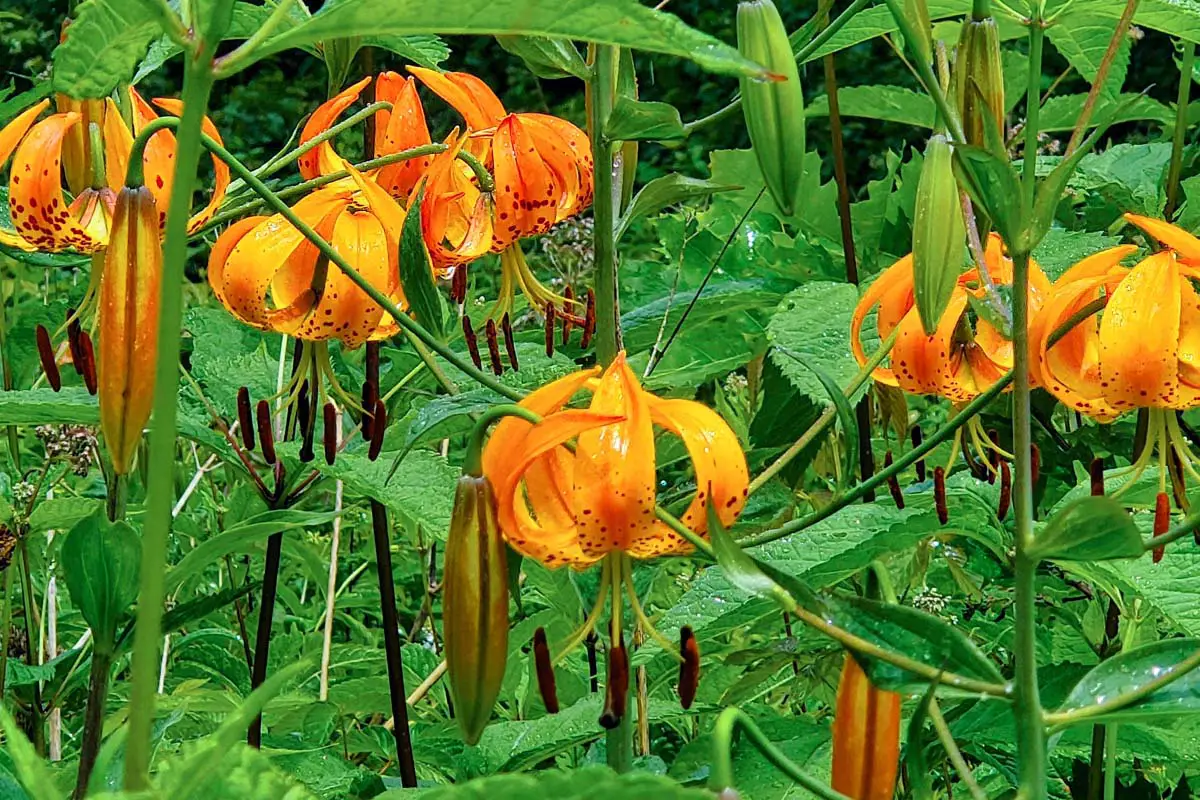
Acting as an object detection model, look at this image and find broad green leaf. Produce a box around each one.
[1029,495,1145,562]
[312,448,457,538]
[496,35,589,80]
[167,509,340,593]
[1039,93,1171,133]
[1046,9,1130,102]
[384,766,710,798]
[0,706,60,799]
[807,85,936,129]
[953,144,1024,247]
[60,512,140,653]
[5,660,56,689]
[398,186,445,336]
[52,0,165,97]
[766,282,863,406]
[605,97,685,141]
[27,497,103,536]
[159,743,318,800]
[1054,638,1200,725]
[1032,228,1124,281]
[0,389,99,425]
[775,347,857,491]
[247,0,769,78]
[616,174,741,240]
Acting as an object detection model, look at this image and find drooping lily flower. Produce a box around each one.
[409,67,594,317]
[480,352,748,727]
[0,88,229,254]
[1031,214,1200,516]
[852,233,1051,469]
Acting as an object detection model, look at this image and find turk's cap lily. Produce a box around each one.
[1031,213,1200,419]
[208,165,407,347]
[481,353,750,568]
[851,233,1050,403]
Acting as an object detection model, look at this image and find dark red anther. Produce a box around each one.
[911,426,926,482]
[297,382,314,463]
[368,399,386,461]
[884,451,904,510]
[599,641,629,730]
[78,331,97,395]
[1105,599,1120,643]
[485,319,504,376]
[544,303,556,357]
[501,312,519,371]
[1089,457,1105,497]
[360,379,378,442]
[462,316,482,370]
[35,325,60,392]
[237,387,256,451]
[323,403,338,466]
[450,263,468,304]
[1153,492,1170,564]
[533,627,559,714]
[580,289,596,349]
[934,466,948,525]
[365,341,380,387]
[66,309,85,376]
[1030,443,1041,487]
[678,626,700,710]
[1168,448,1189,513]
[561,286,575,346]
[998,461,1011,522]
[256,400,277,465]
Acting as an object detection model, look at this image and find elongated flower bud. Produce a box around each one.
[912,134,966,335]
[444,475,509,745]
[954,17,1005,151]
[98,185,161,474]
[737,0,806,217]
[831,655,901,800]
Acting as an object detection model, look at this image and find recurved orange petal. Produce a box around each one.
[408,67,507,131]
[374,73,432,198]
[298,76,371,180]
[152,97,232,231]
[1099,251,1181,410]
[1125,213,1200,263]
[851,255,913,386]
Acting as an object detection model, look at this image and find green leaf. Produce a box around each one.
[953,144,1024,246]
[616,174,740,240]
[399,186,445,336]
[384,766,710,798]
[312,448,457,538]
[604,97,685,141]
[775,347,857,492]
[5,660,56,690]
[60,512,140,653]
[0,389,99,425]
[1046,9,1131,102]
[806,85,936,129]
[52,0,165,98]
[1039,93,1171,133]
[1054,638,1200,725]
[496,35,589,80]
[27,498,103,536]
[166,509,340,593]
[905,681,938,800]
[1029,496,1145,562]
[709,498,796,606]
[1032,228,1124,281]
[766,282,864,406]
[0,706,60,799]
[247,0,769,78]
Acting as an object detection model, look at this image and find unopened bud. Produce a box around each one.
[36,325,61,392]
[1153,492,1170,564]
[831,655,901,800]
[444,475,509,745]
[912,134,966,335]
[737,0,805,216]
[533,627,559,713]
[954,16,1005,151]
[678,626,700,710]
[934,466,948,524]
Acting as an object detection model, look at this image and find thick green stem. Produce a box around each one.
[73,650,112,799]
[972,0,992,18]
[1166,41,1196,220]
[1022,13,1044,210]
[124,58,216,790]
[709,708,850,799]
[463,405,541,476]
[590,45,620,366]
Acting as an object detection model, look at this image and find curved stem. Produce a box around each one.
[1166,41,1196,220]
[125,117,181,187]
[463,404,541,475]
[1044,645,1200,727]
[251,101,393,183]
[213,0,300,78]
[709,708,851,799]
[929,698,987,800]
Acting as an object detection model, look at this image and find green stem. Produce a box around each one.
[0,567,11,705]
[972,0,992,19]
[709,708,850,799]
[1022,10,1044,209]
[1044,645,1200,727]
[1165,41,1196,220]
[124,56,217,791]
[250,101,393,184]
[605,553,633,773]
[0,289,20,473]
[463,405,541,476]
[1142,504,1200,551]
[590,45,620,367]
[212,0,300,78]
[73,650,113,799]
[17,541,42,755]
[1103,725,1117,800]
[928,698,986,800]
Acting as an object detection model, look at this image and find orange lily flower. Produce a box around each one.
[482,353,748,568]
[830,655,901,800]
[0,88,229,254]
[1031,214,1200,510]
[208,165,407,349]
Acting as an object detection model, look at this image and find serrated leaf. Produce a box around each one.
[496,35,589,80]
[807,85,936,129]
[1046,9,1131,102]
[605,97,685,141]
[1039,92,1171,133]
[27,498,103,536]
[312,448,457,538]
[52,0,165,98]
[1054,638,1200,725]
[766,282,863,405]
[382,765,710,798]
[616,174,740,240]
[242,0,769,79]
[0,389,99,425]
[1029,495,1145,562]
[775,347,857,491]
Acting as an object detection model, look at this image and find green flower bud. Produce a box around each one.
[912,134,967,335]
[443,474,509,746]
[954,17,1005,150]
[737,0,806,216]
